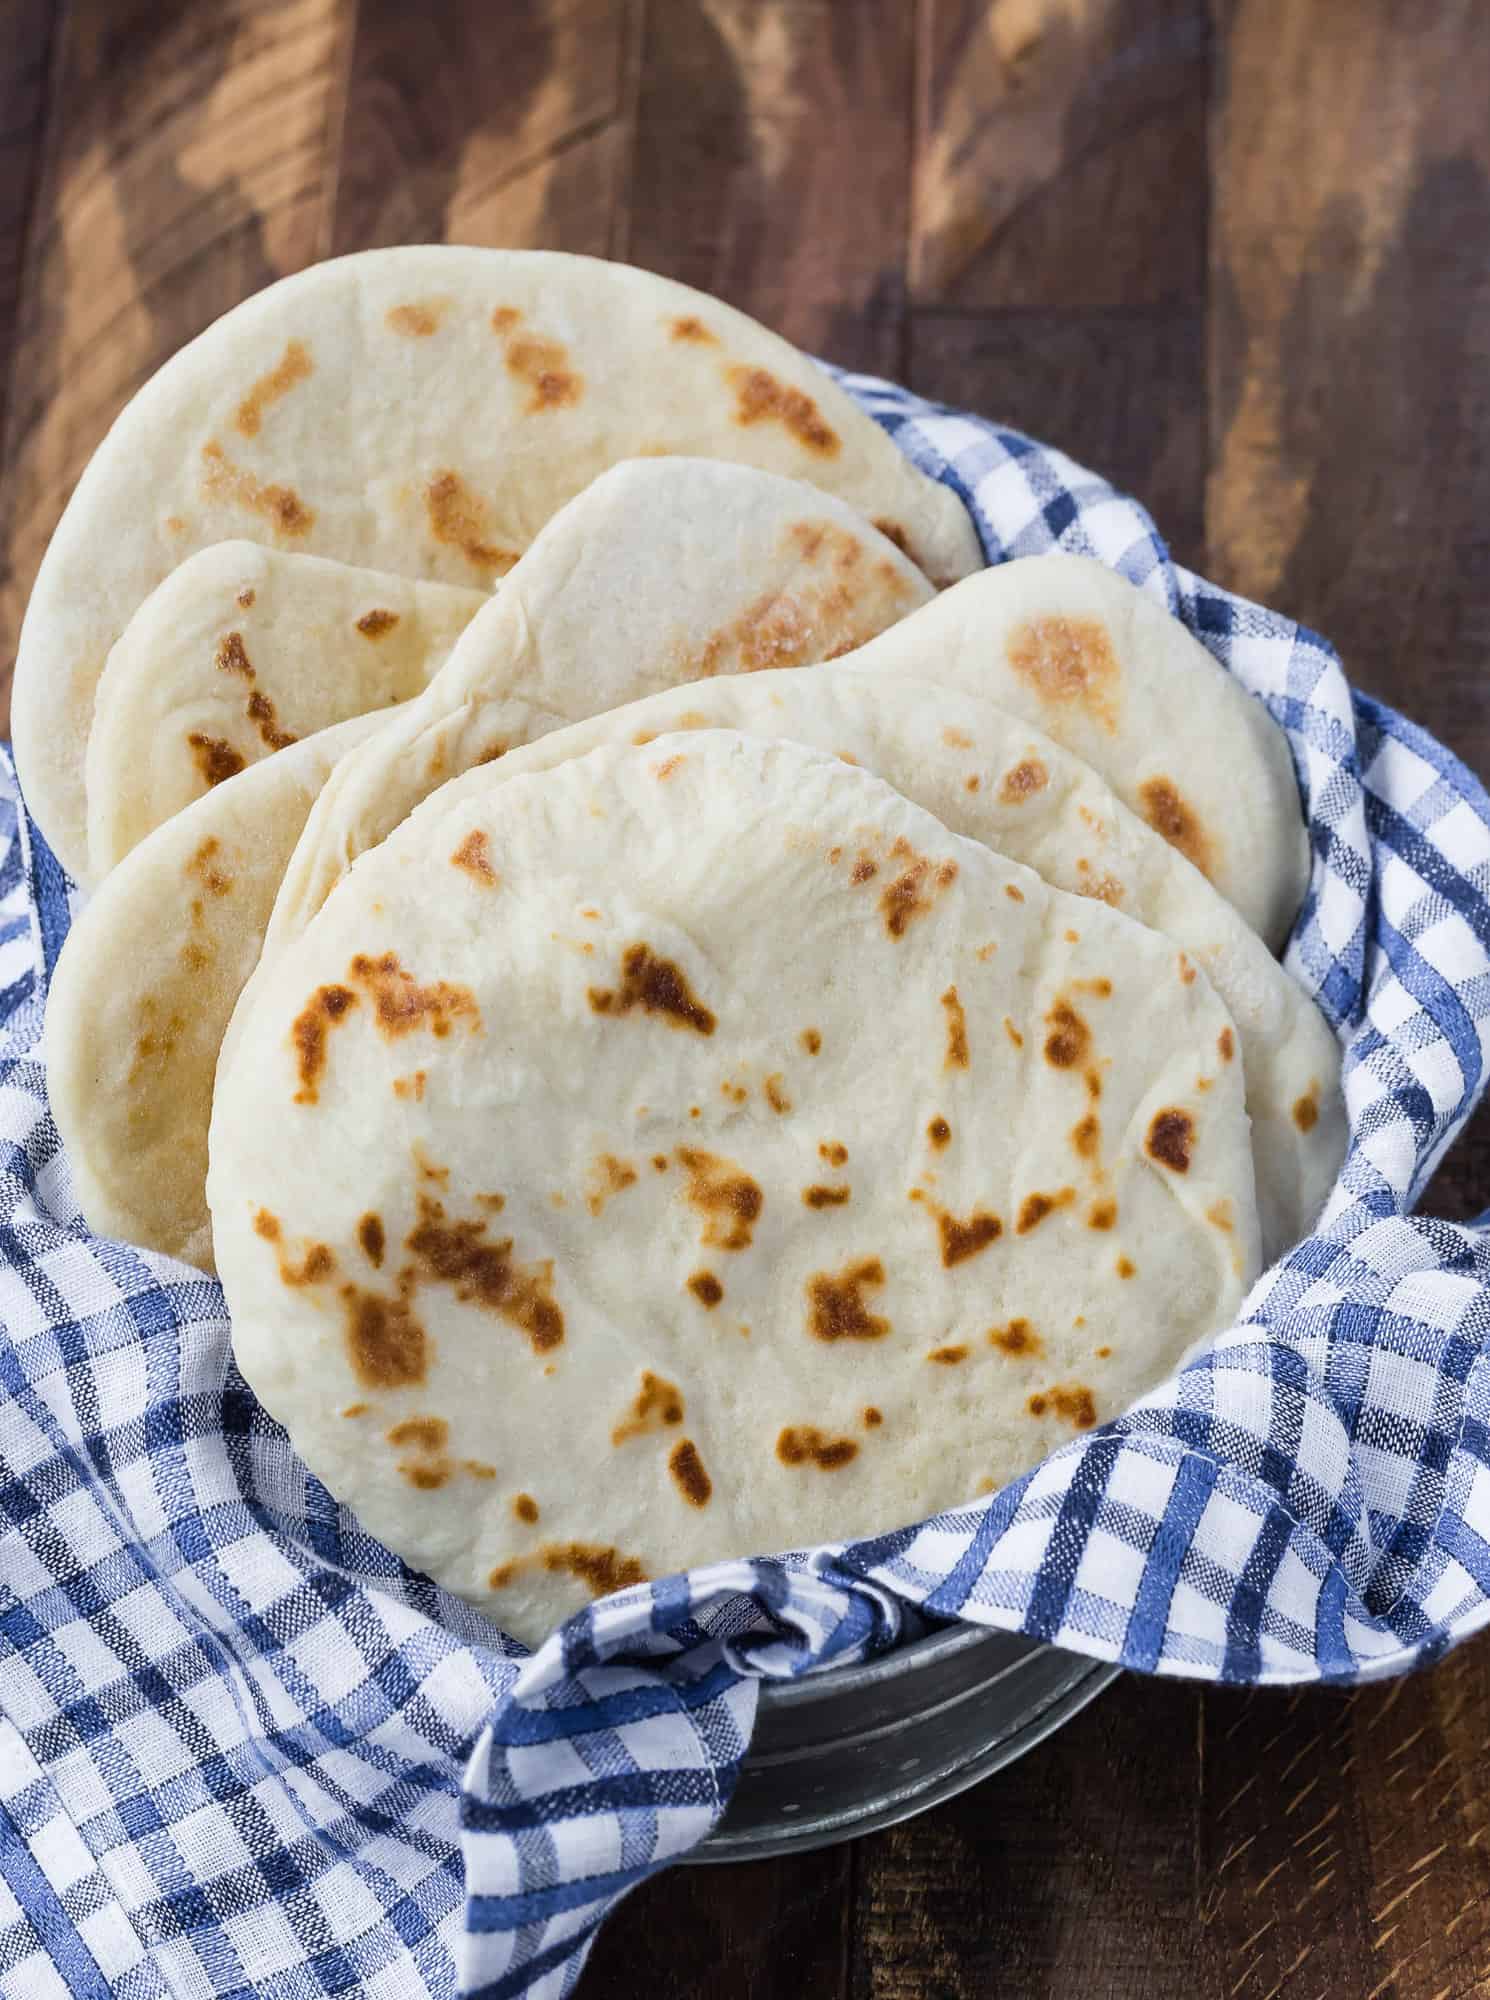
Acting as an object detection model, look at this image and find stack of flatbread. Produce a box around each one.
[20,248,1345,1644]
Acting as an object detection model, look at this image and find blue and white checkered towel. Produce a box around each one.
[3,370,1490,2000]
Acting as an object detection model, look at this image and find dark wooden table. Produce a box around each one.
[3,3,1489,1994]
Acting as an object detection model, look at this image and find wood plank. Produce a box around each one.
[910,307,1207,571]
[0,0,57,464]
[0,0,355,736]
[1209,0,1490,779]
[622,0,915,375]
[912,0,1210,309]
[331,0,635,258]
[582,1842,853,1999]
[850,1678,1220,1998]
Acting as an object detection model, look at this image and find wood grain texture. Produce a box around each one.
[0,0,56,454]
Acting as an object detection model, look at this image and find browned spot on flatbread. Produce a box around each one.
[1145,1108,1194,1173]
[347,951,481,1041]
[927,1344,968,1365]
[393,1071,427,1102]
[488,1543,649,1597]
[669,1438,712,1508]
[236,586,255,608]
[1087,1197,1117,1230]
[851,856,878,885]
[1016,1187,1076,1235]
[234,339,312,438]
[513,1493,540,1524]
[999,758,1049,803]
[801,1028,822,1055]
[806,1258,889,1342]
[246,687,296,751]
[670,314,716,343]
[386,1416,448,1453]
[466,1461,497,1479]
[341,1278,428,1390]
[407,1194,563,1352]
[400,1460,451,1491]
[589,944,716,1036]
[1043,997,1092,1069]
[1116,1255,1136,1279]
[873,518,911,555]
[1071,1114,1102,1162]
[802,1184,850,1208]
[187,734,245,789]
[202,441,314,536]
[1293,1083,1320,1133]
[1206,1200,1234,1232]
[491,313,582,411]
[587,1153,638,1217]
[652,753,684,781]
[990,1318,1041,1357]
[424,471,519,577]
[676,1148,763,1251]
[688,1270,724,1307]
[216,631,255,679]
[927,1117,951,1150]
[764,1073,791,1114]
[1007,616,1121,731]
[942,727,972,750]
[386,300,447,337]
[187,837,232,897]
[819,1141,848,1167]
[941,986,969,1068]
[451,829,497,885]
[291,984,359,1104]
[357,609,400,638]
[612,1370,686,1445]
[1004,1018,1024,1049]
[1029,1383,1098,1429]
[490,306,522,334]
[776,1426,858,1469]
[1218,1026,1235,1063]
[358,1214,385,1268]
[253,1209,281,1242]
[880,842,958,940]
[1138,777,1214,878]
[727,364,839,456]
[935,1208,1003,1267]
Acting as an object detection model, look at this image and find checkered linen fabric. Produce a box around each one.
[2,370,1489,2000]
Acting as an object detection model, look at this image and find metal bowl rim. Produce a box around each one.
[755,1616,1058,1709]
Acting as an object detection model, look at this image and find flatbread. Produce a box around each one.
[85,545,485,880]
[846,554,1309,950]
[207,731,1261,1644]
[47,465,930,1269]
[264,457,933,949]
[15,245,979,876]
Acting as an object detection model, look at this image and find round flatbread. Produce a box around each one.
[208,731,1261,1644]
[15,245,978,876]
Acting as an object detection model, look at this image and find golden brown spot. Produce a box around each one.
[586,1153,638,1217]
[1206,1200,1234,1233]
[358,1214,386,1268]
[802,1184,850,1209]
[234,339,312,438]
[386,300,446,337]
[878,848,957,940]
[851,856,878,885]
[965,775,982,794]
[347,951,481,1042]
[1096,1345,1112,1360]
[400,1461,451,1491]
[1293,1083,1320,1134]
[862,1406,883,1428]
[386,1416,448,1453]
[688,1270,724,1307]
[1196,1076,1213,1093]
[611,1370,686,1445]
[819,1141,849,1167]
[424,471,518,578]
[1004,1018,1024,1049]
[1005,883,1025,903]
[1016,1187,1076,1235]
[941,986,969,1069]
[393,1071,427,1102]
[764,1073,791,1114]
[253,1209,282,1242]
[341,1279,428,1390]
[943,727,973,750]
[776,1426,859,1470]
[476,1192,505,1212]
[927,1117,951,1150]
[407,1194,563,1353]
[165,515,188,535]
[990,1318,1041,1357]
[670,314,717,344]
[676,1148,763,1251]
[490,306,522,334]
[873,518,911,555]
[1043,998,1092,1070]
[451,828,498,885]
[1075,977,1113,999]
[245,687,296,752]
[236,586,255,609]
[414,1146,450,1187]
[801,1028,822,1055]
[462,1461,496,1480]
[201,441,314,536]
[274,1241,335,1287]
[827,846,843,866]
[291,984,359,1104]
[1138,777,1213,878]
[1087,1198,1117,1230]
[215,631,254,680]
[1173,953,1196,988]
[341,1403,367,1419]
[652,754,684,782]
[999,758,1049,804]
[806,1258,889,1342]
[1116,1256,1136,1279]
[936,1208,1003,1268]
[928,1344,968,1365]
[1008,616,1121,732]
[727,364,839,456]
[1218,1027,1235,1063]
[505,331,583,412]
[514,1493,540,1524]
[652,1155,668,1173]
[357,608,400,638]
[488,1544,649,1598]
[1032,1384,1098,1429]
[186,836,232,898]
[1145,1108,1195,1173]
[180,940,212,972]
[1085,873,1126,908]
[588,943,715,1036]
[187,733,246,788]
[669,1438,712,1508]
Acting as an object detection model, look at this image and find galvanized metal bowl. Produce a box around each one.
[696,1626,1119,1860]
